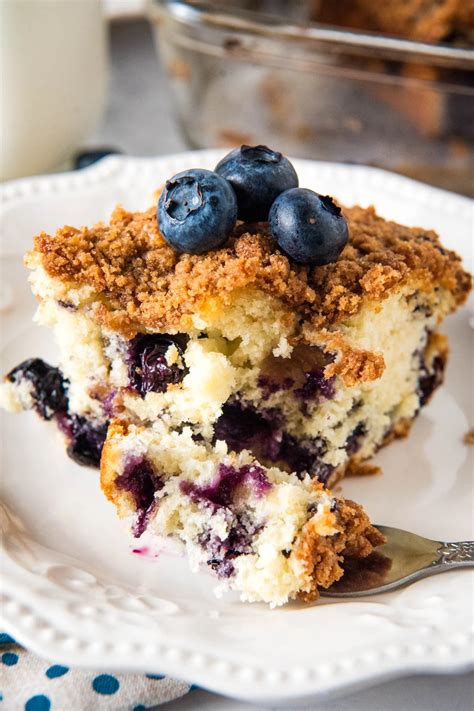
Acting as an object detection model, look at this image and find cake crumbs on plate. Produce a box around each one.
[346,461,382,477]
[464,428,474,445]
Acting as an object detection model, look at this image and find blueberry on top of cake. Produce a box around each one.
[26,190,469,337]
[1,145,471,604]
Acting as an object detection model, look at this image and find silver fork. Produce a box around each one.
[322,525,474,597]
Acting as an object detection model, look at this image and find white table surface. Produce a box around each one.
[86,18,473,711]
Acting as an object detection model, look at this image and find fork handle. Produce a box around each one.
[435,541,474,568]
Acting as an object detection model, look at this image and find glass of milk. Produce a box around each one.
[0,0,108,181]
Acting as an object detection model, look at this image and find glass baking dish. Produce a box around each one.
[149,0,474,195]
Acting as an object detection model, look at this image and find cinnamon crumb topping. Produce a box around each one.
[295,497,385,600]
[32,203,471,335]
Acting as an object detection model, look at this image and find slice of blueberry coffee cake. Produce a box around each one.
[101,418,384,605]
[1,146,470,480]
[1,145,470,604]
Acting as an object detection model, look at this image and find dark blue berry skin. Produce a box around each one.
[269,188,349,265]
[126,334,187,397]
[7,357,108,468]
[157,169,237,254]
[6,358,68,420]
[60,415,108,468]
[215,145,298,222]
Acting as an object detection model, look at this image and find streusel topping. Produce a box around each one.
[32,204,471,334]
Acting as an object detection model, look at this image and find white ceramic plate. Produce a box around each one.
[1,152,473,706]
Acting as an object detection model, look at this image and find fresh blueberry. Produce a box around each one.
[269,188,349,265]
[215,145,298,222]
[157,169,237,254]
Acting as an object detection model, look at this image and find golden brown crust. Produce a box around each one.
[32,203,471,336]
[100,419,138,517]
[425,330,449,368]
[295,498,385,600]
[377,417,414,452]
[421,330,449,405]
[343,329,449,478]
[295,529,345,601]
[318,330,386,387]
[337,499,386,556]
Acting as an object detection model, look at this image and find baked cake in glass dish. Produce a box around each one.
[1,146,470,604]
[314,0,474,43]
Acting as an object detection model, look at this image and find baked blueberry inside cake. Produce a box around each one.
[3,357,107,466]
[1,146,470,604]
[101,418,384,604]
[3,208,466,483]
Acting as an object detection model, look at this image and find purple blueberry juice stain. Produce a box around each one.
[132,545,149,555]
[258,368,335,410]
[131,545,160,560]
[198,511,265,579]
[127,334,188,397]
[116,457,164,537]
[295,370,336,415]
[102,389,118,418]
[214,401,333,482]
[213,402,283,459]
[278,434,334,483]
[258,345,336,410]
[180,462,272,510]
[279,434,317,473]
[57,300,76,311]
[209,557,236,578]
[257,375,294,401]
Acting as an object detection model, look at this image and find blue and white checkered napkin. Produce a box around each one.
[0,633,191,710]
